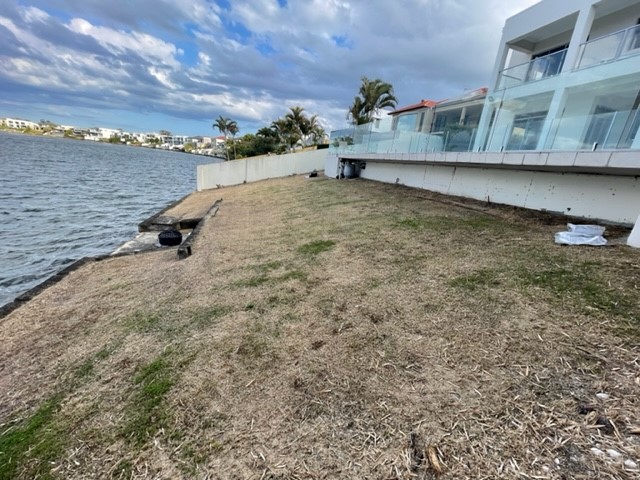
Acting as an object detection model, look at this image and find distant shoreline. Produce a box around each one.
[0,130,226,158]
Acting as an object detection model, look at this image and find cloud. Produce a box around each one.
[1,0,541,133]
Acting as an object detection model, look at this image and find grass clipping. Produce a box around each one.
[1,175,639,479]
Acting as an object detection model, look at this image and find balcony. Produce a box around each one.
[577,24,640,69]
[498,48,567,89]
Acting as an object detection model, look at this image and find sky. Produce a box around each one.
[0,0,540,136]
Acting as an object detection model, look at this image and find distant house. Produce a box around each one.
[390,88,487,152]
[390,99,438,133]
[1,118,41,130]
[475,0,640,152]
[84,127,121,141]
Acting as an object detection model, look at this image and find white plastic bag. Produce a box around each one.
[554,231,607,246]
[567,223,606,236]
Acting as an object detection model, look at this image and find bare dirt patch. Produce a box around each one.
[1,175,639,479]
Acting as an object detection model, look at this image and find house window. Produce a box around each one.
[395,113,417,132]
[506,111,547,150]
[526,45,568,82]
[583,105,617,149]
[630,18,640,50]
[617,88,640,148]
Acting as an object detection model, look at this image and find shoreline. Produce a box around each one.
[0,129,227,159]
[0,190,221,320]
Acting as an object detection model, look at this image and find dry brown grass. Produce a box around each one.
[1,175,639,479]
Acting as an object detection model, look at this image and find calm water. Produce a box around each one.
[0,132,220,307]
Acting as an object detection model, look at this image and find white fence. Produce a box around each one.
[197,149,326,191]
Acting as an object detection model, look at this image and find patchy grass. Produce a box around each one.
[124,310,163,333]
[122,354,175,446]
[234,265,307,288]
[189,305,232,328]
[396,213,514,235]
[254,260,284,272]
[0,396,64,480]
[74,358,95,379]
[449,268,502,291]
[2,175,639,479]
[517,261,633,316]
[297,239,335,257]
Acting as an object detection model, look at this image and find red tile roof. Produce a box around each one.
[390,99,438,115]
[390,87,488,115]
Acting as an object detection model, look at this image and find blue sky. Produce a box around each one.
[0,0,539,136]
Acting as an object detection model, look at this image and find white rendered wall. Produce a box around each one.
[197,149,326,190]
[589,3,640,39]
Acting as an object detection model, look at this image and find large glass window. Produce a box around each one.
[526,46,568,82]
[583,106,616,149]
[394,113,417,132]
[506,112,547,150]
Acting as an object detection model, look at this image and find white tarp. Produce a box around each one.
[555,223,607,246]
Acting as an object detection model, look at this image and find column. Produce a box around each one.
[562,5,596,72]
[536,88,567,150]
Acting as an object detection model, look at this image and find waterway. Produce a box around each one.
[0,132,221,307]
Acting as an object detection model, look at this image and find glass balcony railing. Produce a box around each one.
[498,48,567,89]
[545,108,640,151]
[329,124,478,156]
[577,24,640,69]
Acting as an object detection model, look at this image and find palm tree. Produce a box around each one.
[271,118,295,151]
[306,115,325,145]
[257,127,277,139]
[347,96,367,126]
[213,115,237,160]
[348,76,397,125]
[227,121,239,160]
[284,106,309,150]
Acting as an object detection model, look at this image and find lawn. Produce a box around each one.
[1,175,639,479]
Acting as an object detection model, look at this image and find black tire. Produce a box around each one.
[158,229,182,246]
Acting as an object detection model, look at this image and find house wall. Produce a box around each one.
[533,31,573,55]
[197,149,326,190]
[589,4,640,39]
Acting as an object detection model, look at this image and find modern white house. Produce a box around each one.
[1,118,41,130]
[476,0,640,152]
[328,88,487,156]
[391,88,487,152]
[324,0,640,226]
[84,127,122,141]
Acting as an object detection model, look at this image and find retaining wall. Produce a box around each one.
[197,149,326,190]
[326,151,640,225]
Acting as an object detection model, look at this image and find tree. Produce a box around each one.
[347,96,367,126]
[284,106,309,150]
[257,127,278,139]
[348,76,397,125]
[306,114,326,145]
[227,121,239,160]
[213,115,235,160]
[271,118,294,151]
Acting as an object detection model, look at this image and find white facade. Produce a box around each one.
[475,0,640,152]
[1,118,41,130]
[197,149,326,190]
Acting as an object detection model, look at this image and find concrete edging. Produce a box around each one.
[177,199,222,259]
